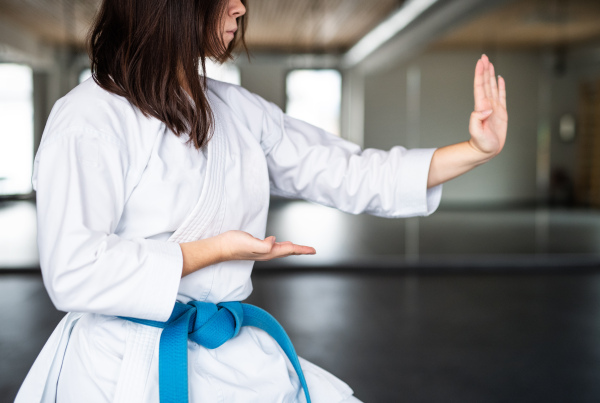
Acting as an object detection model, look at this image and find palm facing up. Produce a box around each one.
[218,230,316,261]
[469,55,508,157]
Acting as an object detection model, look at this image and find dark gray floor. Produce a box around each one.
[4,271,600,403]
[4,199,600,402]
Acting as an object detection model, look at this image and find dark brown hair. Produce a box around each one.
[88,0,247,149]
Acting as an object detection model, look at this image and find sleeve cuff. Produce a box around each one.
[395,148,443,217]
[136,240,183,321]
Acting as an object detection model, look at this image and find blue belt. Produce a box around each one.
[121,301,311,403]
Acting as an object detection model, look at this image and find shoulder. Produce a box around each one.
[206,78,283,134]
[33,79,166,193]
[41,78,161,151]
[206,78,263,107]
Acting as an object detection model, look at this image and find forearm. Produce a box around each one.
[179,237,225,277]
[427,140,496,188]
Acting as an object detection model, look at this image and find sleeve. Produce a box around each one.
[33,127,182,321]
[259,107,443,218]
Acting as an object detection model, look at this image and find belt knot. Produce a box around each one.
[173,301,244,349]
[121,301,311,403]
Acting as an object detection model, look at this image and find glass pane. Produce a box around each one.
[204,59,241,86]
[0,64,33,195]
[79,68,92,84]
[286,69,341,136]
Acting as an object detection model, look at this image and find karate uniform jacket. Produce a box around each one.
[15,77,442,403]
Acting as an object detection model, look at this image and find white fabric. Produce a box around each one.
[16,77,441,403]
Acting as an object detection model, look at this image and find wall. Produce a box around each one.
[363,48,600,206]
[239,60,287,111]
[237,48,600,206]
[3,11,599,206]
[238,51,547,206]
[548,44,600,205]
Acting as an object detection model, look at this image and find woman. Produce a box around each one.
[16,0,508,402]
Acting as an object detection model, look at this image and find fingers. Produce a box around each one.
[482,55,492,100]
[489,62,499,100]
[498,75,507,108]
[474,54,505,111]
[254,236,316,259]
[271,241,316,258]
[474,58,486,111]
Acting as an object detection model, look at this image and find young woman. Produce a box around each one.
[16,0,507,402]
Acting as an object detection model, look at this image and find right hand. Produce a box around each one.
[217,230,316,261]
[468,54,508,159]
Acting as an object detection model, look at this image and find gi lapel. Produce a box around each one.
[113,116,228,403]
[168,116,227,243]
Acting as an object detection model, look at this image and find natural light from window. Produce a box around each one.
[204,59,241,85]
[79,61,241,87]
[79,68,92,84]
[0,64,33,195]
[286,69,341,136]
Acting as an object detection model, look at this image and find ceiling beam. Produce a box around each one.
[344,0,514,75]
[342,0,440,68]
[0,15,55,69]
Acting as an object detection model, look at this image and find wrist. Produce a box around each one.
[180,236,228,277]
[213,233,231,263]
[466,139,497,165]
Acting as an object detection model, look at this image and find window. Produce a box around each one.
[0,64,34,195]
[79,68,92,84]
[204,59,241,86]
[79,62,241,87]
[286,69,341,136]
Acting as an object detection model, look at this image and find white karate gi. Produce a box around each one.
[16,77,442,403]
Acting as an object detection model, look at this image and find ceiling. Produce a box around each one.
[434,0,600,50]
[0,0,599,55]
[0,0,98,48]
[244,0,402,53]
[0,0,404,53]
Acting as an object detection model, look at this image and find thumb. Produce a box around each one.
[473,109,493,120]
[264,235,276,248]
[470,109,492,134]
[251,235,275,254]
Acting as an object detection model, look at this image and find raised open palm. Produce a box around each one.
[469,54,508,157]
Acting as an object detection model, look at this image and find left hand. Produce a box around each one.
[216,231,316,262]
[468,54,508,158]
